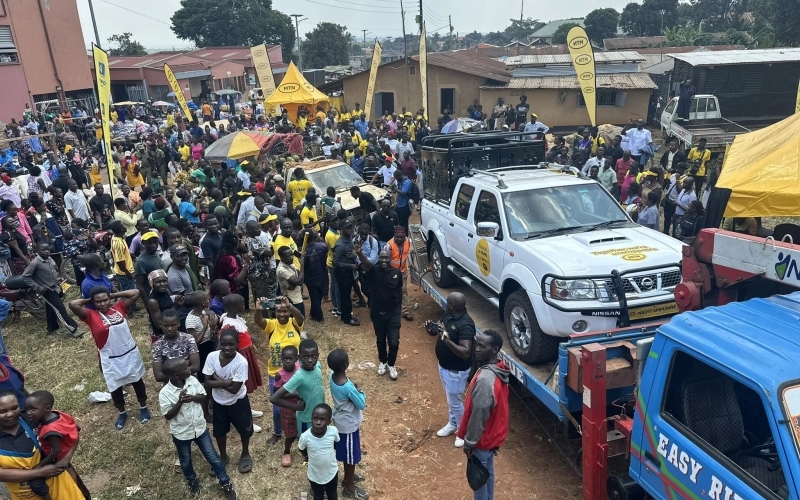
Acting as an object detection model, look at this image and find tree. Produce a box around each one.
[351,44,364,55]
[465,31,483,47]
[171,0,295,62]
[551,22,582,44]
[619,0,679,36]
[584,8,620,45]
[301,22,351,69]
[107,33,146,57]
[619,3,645,35]
[689,0,748,32]
[504,17,542,42]
[482,31,509,46]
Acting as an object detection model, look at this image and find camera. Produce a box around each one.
[425,320,443,337]
[261,298,278,309]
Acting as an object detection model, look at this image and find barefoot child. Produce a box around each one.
[159,358,237,499]
[327,349,368,499]
[25,390,90,500]
[270,339,326,435]
[253,295,304,447]
[275,345,300,466]
[220,294,264,427]
[202,328,255,474]
[298,403,340,500]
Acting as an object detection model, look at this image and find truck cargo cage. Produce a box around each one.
[407,224,429,286]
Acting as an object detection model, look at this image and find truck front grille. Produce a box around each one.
[600,269,682,299]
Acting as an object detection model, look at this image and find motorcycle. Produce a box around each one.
[60,224,115,285]
[0,276,47,322]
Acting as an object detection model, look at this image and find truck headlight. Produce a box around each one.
[550,279,599,300]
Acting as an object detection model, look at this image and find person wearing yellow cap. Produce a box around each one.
[522,113,549,138]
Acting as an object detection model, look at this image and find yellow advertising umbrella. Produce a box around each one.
[204,131,272,161]
[264,62,329,118]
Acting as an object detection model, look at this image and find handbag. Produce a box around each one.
[660,182,677,208]
[466,454,491,491]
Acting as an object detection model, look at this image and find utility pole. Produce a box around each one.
[291,14,305,70]
[419,0,423,32]
[520,0,524,22]
[449,15,453,47]
[87,0,102,47]
[361,30,369,69]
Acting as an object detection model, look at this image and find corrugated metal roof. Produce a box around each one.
[659,292,800,392]
[603,36,666,50]
[481,73,657,90]
[670,47,800,66]
[501,51,645,67]
[530,18,584,38]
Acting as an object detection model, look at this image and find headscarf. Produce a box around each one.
[148,269,167,289]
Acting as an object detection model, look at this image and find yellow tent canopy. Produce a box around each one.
[264,62,329,120]
[716,112,800,217]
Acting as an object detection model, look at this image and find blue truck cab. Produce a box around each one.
[630,293,800,500]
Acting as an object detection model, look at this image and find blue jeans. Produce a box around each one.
[115,274,137,313]
[173,429,230,487]
[328,267,340,311]
[269,376,282,436]
[472,448,495,500]
[438,365,470,427]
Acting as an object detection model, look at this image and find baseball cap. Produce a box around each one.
[273,175,283,182]
[384,156,394,162]
[237,190,251,196]
[141,231,160,242]
[404,111,412,117]
[342,216,355,227]
[169,244,189,257]
[259,213,278,225]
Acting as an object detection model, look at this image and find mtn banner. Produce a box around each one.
[567,26,597,126]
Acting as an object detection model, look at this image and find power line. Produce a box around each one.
[422,5,447,23]
[99,0,171,25]
[300,0,400,13]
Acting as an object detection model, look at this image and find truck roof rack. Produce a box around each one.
[469,169,508,189]
[468,163,585,186]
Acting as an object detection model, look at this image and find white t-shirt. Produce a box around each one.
[185,310,213,344]
[298,426,340,484]
[201,351,248,405]
[377,164,396,186]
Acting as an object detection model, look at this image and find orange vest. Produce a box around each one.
[388,239,410,273]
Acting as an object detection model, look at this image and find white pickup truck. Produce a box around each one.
[659,94,750,153]
[419,166,684,363]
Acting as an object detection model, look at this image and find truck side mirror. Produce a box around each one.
[476,222,500,239]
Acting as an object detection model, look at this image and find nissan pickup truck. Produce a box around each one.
[660,94,751,153]
[419,161,684,364]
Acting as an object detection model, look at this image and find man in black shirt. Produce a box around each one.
[89,183,115,228]
[371,199,398,247]
[356,244,402,380]
[349,186,379,221]
[605,135,625,165]
[425,292,474,448]
[332,217,360,327]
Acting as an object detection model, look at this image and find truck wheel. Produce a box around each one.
[504,290,560,364]
[608,475,646,500]
[430,239,457,287]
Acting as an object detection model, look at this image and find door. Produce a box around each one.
[448,182,476,266]
[374,92,394,117]
[372,93,383,121]
[441,88,455,114]
[634,344,791,500]
[661,99,677,135]
[465,189,506,291]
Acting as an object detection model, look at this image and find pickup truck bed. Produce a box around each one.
[420,272,664,421]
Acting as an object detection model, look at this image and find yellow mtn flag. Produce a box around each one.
[164,63,194,123]
[92,44,115,197]
[363,41,382,120]
[419,23,428,116]
[251,44,277,115]
[567,27,597,126]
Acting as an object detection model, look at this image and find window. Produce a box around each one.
[409,65,416,75]
[454,184,475,220]
[441,88,455,113]
[661,351,787,498]
[664,99,677,115]
[0,25,17,64]
[578,91,626,107]
[474,191,501,226]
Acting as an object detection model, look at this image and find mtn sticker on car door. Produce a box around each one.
[476,239,491,276]
[590,245,659,261]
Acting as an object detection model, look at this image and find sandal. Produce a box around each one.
[238,456,253,474]
[281,453,292,467]
[403,313,414,321]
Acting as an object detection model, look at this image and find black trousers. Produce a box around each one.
[396,204,411,235]
[306,279,324,322]
[42,289,78,333]
[663,201,676,235]
[372,308,401,366]
[335,267,355,322]
[310,472,338,500]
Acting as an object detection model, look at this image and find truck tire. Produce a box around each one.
[504,290,560,364]
[430,239,457,287]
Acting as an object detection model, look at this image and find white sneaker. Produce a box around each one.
[253,423,262,433]
[388,365,398,380]
[454,436,465,448]
[251,410,264,418]
[437,423,457,437]
[377,362,387,376]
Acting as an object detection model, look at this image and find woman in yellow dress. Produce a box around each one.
[124,152,144,190]
[0,392,84,499]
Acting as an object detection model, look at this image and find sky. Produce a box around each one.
[77,0,634,51]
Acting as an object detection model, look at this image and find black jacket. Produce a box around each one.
[660,150,686,170]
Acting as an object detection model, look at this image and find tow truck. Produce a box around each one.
[413,224,800,500]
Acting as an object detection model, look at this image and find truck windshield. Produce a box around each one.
[782,385,800,456]
[503,184,629,239]
[305,165,364,193]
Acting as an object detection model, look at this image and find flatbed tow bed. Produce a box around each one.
[419,273,666,422]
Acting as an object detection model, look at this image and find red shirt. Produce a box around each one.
[82,301,129,349]
[38,411,79,462]
[615,158,634,186]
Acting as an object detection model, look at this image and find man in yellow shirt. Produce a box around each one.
[109,220,137,310]
[297,109,308,131]
[201,101,212,122]
[300,192,318,228]
[287,168,313,210]
[177,140,190,162]
[315,105,327,121]
[271,218,300,268]
[325,217,341,315]
[687,137,711,196]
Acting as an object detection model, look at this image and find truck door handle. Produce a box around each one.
[644,451,661,467]
[449,222,454,227]
[468,232,474,238]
